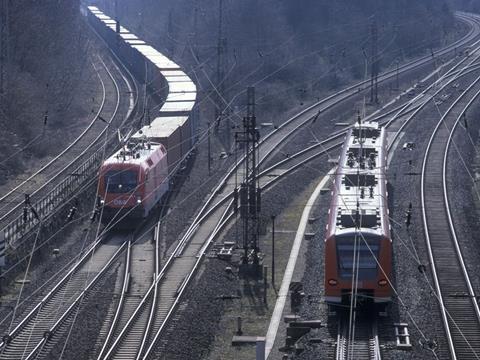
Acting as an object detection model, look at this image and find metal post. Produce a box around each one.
[236,87,261,269]
[271,215,275,288]
[396,60,399,90]
[0,0,9,96]
[215,0,225,132]
[207,121,211,175]
[256,338,266,360]
[236,316,242,335]
[263,266,268,305]
[193,1,198,50]
[114,0,120,33]
[370,18,378,104]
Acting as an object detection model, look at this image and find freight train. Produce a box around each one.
[324,120,392,305]
[86,6,196,224]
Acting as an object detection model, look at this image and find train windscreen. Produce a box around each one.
[336,235,379,279]
[104,170,138,193]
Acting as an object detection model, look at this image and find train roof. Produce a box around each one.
[87,5,197,148]
[120,33,138,40]
[331,121,388,237]
[131,45,180,70]
[165,92,197,102]
[168,81,197,94]
[102,142,166,167]
[160,101,196,114]
[132,116,188,140]
[160,70,189,77]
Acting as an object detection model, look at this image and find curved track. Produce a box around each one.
[6,11,480,359]
[421,67,480,359]
[126,13,480,358]
[0,57,123,225]
[0,52,140,251]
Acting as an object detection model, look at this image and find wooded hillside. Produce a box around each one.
[113,0,458,119]
[0,0,89,181]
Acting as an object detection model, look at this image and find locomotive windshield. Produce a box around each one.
[336,234,379,279]
[104,170,138,193]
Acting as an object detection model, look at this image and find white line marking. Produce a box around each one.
[265,168,335,358]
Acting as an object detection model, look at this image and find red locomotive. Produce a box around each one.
[98,117,191,225]
[98,140,168,223]
[324,120,392,305]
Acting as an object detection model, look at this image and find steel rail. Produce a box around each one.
[140,39,480,360]
[0,15,142,359]
[136,224,160,360]
[204,50,480,219]
[176,13,480,255]
[0,45,140,249]
[335,316,380,360]
[99,225,159,360]
[0,57,121,225]
[97,13,480,357]
[135,16,480,357]
[0,235,128,360]
[96,241,132,360]
[141,200,234,360]
[442,67,480,356]
[421,72,480,359]
[0,232,112,350]
[22,242,128,360]
[0,61,107,207]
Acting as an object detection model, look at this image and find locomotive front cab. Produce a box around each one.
[325,232,392,304]
[99,164,145,223]
[104,168,138,196]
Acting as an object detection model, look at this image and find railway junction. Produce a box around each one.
[0,3,480,360]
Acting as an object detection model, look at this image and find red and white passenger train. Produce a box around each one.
[325,120,392,305]
[87,6,196,224]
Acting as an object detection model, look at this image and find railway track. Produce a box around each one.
[336,314,381,360]
[97,224,158,360]
[0,233,128,360]
[4,11,479,359]
[0,9,150,359]
[211,44,480,219]
[421,65,480,359]
[0,45,142,252]
[255,36,480,360]
[193,12,480,235]
[117,13,480,358]
[0,56,129,227]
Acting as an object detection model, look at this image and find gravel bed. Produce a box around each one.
[142,59,478,360]
[151,259,238,360]
[46,269,119,360]
[0,189,102,327]
[289,73,480,360]
[148,155,330,359]
[0,18,466,359]
[265,53,462,169]
[446,105,480,293]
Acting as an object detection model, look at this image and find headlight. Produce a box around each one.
[328,279,338,286]
[378,279,388,286]
[136,196,142,204]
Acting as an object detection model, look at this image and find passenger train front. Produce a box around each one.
[324,120,392,305]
